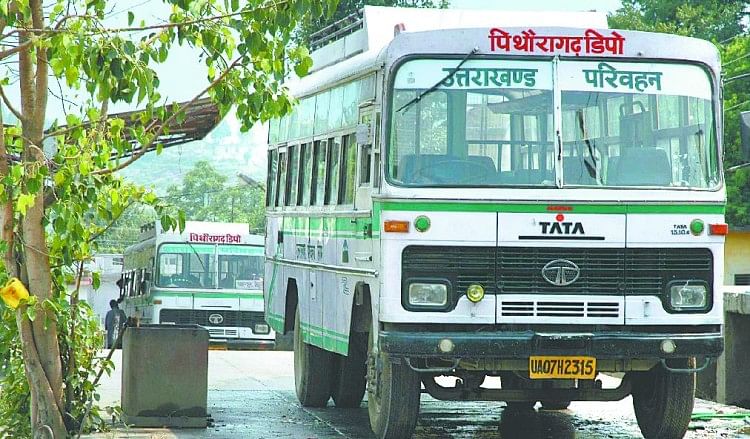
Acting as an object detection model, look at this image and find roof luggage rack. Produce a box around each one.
[309,9,364,51]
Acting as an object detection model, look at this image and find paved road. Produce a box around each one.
[88,351,750,438]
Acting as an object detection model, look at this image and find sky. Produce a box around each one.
[449,0,622,13]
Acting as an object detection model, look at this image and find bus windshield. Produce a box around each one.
[156,243,264,290]
[388,58,719,189]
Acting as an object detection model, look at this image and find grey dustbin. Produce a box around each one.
[121,324,209,428]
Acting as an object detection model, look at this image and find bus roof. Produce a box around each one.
[290,7,719,99]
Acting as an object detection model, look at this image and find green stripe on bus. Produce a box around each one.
[216,245,264,256]
[277,215,373,240]
[266,313,284,332]
[374,201,725,215]
[300,322,348,340]
[301,326,348,355]
[153,291,263,299]
[160,243,215,254]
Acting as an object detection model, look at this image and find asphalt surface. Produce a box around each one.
[85,351,750,438]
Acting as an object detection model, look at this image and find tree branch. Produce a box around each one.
[88,199,136,243]
[94,57,242,175]
[0,39,34,62]
[0,85,28,123]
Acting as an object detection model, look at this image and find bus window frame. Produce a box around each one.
[154,242,265,290]
[383,54,722,192]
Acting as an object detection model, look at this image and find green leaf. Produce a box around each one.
[79,160,91,176]
[92,272,101,290]
[128,11,134,26]
[17,194,35,215]
[110,188,119,206]
[178,210,186,232]
[26,305,36,322]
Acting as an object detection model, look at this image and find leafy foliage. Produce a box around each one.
[95,205,157,253]
[0,0,334,434]
[609,0,750,226]
[166,160,265,232]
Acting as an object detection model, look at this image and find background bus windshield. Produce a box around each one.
[156,243,264,289]
[388,58,719,189]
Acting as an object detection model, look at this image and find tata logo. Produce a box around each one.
[208,313,224,325]
[541,259,580,286]
[539,221,585,235]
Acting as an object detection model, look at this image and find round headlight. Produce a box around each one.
[466,284,485,303]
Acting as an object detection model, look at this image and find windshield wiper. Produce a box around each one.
[576,110,601,183]
[396,47,479,114]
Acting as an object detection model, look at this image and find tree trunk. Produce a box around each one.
[15,0,67,435]
[16,306,67,437]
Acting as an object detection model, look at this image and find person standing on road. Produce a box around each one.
[105,299,127,349]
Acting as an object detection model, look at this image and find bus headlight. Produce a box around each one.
[669,282,708,310]
[408,282,448,308]
[254,323,270,334]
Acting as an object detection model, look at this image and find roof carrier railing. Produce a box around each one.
[309,9,364,51]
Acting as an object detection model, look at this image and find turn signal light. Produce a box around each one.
[709,223,728,235]
[153,299,163,305]
[384,220,409,233]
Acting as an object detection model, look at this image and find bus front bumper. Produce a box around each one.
[379,330,723,360]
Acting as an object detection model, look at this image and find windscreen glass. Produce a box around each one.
[217,245,264,290]
[558,61,718,188]
[388,58,719,189]
[389,59,555,186]
[156,244,263,289]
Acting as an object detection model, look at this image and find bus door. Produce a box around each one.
[351,103,379,268]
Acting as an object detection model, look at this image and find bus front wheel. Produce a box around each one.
[293,308,333,407]
[366,331,420,439]
[631,359,695,439]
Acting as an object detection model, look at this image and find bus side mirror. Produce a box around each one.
[740,111,750,162]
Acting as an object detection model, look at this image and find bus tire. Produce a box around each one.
[293,308,333,407]
[504,401,536,412]
[367,331,420,439]
[331,332,367,408]
[539,400,570,410]
[632,359,695,439]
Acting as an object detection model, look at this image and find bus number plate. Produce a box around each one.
[529,356,596,379]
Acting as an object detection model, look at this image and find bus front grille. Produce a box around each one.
[402,246,713,297]
[159,309,266,327]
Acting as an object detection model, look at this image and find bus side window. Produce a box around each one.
[325,138,341,205]
[276,151,288,207]
[286,145,299,206]
[340,133,357,204]
[300,143,313,206]
[360,143,372,185]
[312,140,327,205]
[373,113,381,188]
[266,149,278,207]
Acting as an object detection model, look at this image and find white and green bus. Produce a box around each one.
[121,221,273,347]
[265,7,726,439]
